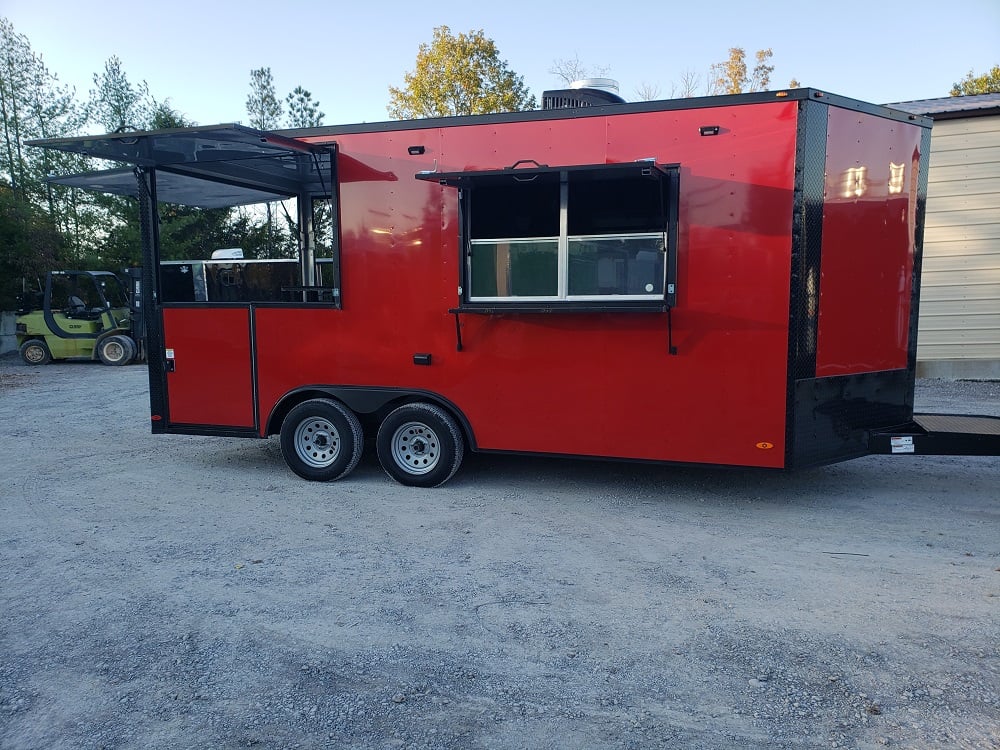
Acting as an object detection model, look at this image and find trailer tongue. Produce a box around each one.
[871,414,1000,457]
[28,89,999,486]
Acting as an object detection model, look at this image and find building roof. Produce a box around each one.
[886,93,1000,120]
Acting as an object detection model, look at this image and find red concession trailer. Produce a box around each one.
[31,89,1000,486]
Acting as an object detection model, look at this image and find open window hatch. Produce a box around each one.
[29,123,339,302]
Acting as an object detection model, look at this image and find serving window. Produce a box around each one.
[421,161,678,309]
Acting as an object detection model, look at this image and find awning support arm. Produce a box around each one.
[452,311,464,352]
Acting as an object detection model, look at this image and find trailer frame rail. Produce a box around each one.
[869,413,1000,457]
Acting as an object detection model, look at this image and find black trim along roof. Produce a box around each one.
[281,88,932,139]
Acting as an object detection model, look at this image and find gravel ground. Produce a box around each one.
[1,353,998,749]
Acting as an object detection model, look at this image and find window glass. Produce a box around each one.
[471,240,558,297]
[462,166,673,303]
[568,235,665,296]
[160,260,300,302]
[100,276,129,308]
[315,257,336,286]
[51,275,99,313]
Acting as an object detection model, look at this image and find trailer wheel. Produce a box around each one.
[376,403,465,488]
[19,339,51,366]
[280,399,363,482]
[97,335,135,366]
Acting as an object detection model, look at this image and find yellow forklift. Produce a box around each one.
[15,269,143,366]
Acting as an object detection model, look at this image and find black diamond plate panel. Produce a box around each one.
[790,369,913,468]
[787,98,828,383]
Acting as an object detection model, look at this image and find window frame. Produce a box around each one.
[419,161,679,312]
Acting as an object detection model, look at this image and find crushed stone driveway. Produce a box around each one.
[1,354,998,749]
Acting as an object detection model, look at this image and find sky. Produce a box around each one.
[4,0,999,130]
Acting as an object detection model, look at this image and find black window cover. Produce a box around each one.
[415,160,672,189]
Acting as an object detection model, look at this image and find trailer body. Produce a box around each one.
[34,89,998,484]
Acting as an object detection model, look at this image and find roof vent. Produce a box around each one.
[569,78,620,94]
[542,78,626,110]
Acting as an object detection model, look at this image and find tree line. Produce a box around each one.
[0,18,327,308]
[2,16,997,309]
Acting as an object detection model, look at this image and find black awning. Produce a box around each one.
[28,123,317,167]
[28,123,334,208]
[49,167,295,209]
[415,160,673,188]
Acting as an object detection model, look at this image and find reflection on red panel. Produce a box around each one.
[816,108,922,376]
[163,307,254,427]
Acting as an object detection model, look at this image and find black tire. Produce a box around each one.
[97,335,135,366]
[376,403,465,487]
[19,339,51,366]
[280,399,364,481]
[121,336,137,363]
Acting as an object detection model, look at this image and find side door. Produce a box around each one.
[161,307,256,429]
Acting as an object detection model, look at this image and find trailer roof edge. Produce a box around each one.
[280,89,932,139]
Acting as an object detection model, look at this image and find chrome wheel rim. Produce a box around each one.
[24,345,46,364]
[104,341,124,362]
[294,417,341,468]
[390,421,441,475]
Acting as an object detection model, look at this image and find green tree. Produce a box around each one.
[83,57,151,268]
[88,55,152,132]
[1,19,85,200]
[388,26,536,118]
[285,86,324,128]
[149,100,190,129]
[708,47,775,95]
[246,67,282,129]
[0,183,63,308]
[0,18,32,200]
[1,18,97,270]
[950,65,1000,95]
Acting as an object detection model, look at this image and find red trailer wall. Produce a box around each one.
[250,101,799,468]
[815,108,923,376]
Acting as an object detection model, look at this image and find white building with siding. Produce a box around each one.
[890,94,1000,379]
